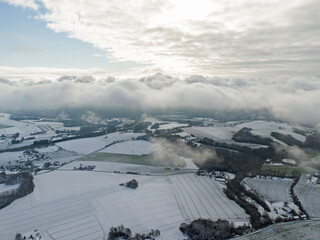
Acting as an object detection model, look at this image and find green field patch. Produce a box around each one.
[0,124,12,129]
[79,152,185,168]
[261,164,309,177]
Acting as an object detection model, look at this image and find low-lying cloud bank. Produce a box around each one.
[150,138,219,167]
[0,73,319,126]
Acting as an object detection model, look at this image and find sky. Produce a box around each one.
[0,0,319,125]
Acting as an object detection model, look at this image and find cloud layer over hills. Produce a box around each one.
[0,73,319,125]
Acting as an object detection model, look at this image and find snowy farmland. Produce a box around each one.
[0,146,79,167]
[55,132,145,155]
[99,140,159,155]
[235,220,320,240]
[0,170,249,240]
[0,151,24,165]
[0,114,82,151]
[242,177,293,203]
[56,137,108,155]
[294,175,320,218]
[184,120,307,146]
[61,160,197,175]
[167,174,248,223]
[0,114,41,138]
[157,123,188,130]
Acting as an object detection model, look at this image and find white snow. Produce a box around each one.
[184,120,307,146]
[173,131,191,138]
[55,132,148,155]
[294,175,320,218]
[238,121,306,142]
[100,140,159,155]
[0,114,42,138]
[0,169,249,240]
[99,132,146,145]
[158,123,188,130]
[0,183,20,193]
[180,156,199,170]
[56,137,107,155]
[0,151,24,164]
[36,145,59,153]
[242,177,293,203]
[60,160,196,176]
[282,159,297,165]
[236,220,320,240]
[167,174,249,223]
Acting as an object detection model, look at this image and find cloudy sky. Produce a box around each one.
[0,0,319,124]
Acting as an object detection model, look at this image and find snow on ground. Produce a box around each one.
[60,160,196,176]
[56,133,146,155]
[185,127,268,148]
[174,131,191,138]
[143,117,161,124]
[242,177,293,203]
[167,174,249,224]
[180,157,199,170]
[100,140,159,155]
[0,183,20,193]
[36,145,60,153]
[143,117,163,132]
[294,175,320,218]
[0,170,184,240]
[184,120,307,146]
[282,159,297,165]
[0,169,249,240]
[56,137,107,155]
[0,114,41,138]
[185,126,236,141]
[98,132,146,145]
[0,114,82,151]
[29,121,80,132]
[240,177,305,221]
[238,121,306,142]
[158,123,188,130]
[235,220,320,240]
[0,151,24,165]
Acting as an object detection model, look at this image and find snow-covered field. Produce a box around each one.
[158,123,188,130]
[238,121,306,142]
[100,140,158,155]
[0,147,78,167]
[0,151,24,165]
[36,145,60,153]
[167,174,248,223]
[56,137,108,155]
[0,169,249,240]
[56,132,145,155]
[0,114,82,151]
[294,175,320,218]
[184,120,307,146]
[99,132,146,146]
[242,177,293,203]
[60,160,196,176]
[0,114,41,138]
[235,220,320,240]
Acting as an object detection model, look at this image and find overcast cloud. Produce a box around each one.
[2,0,320,77]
